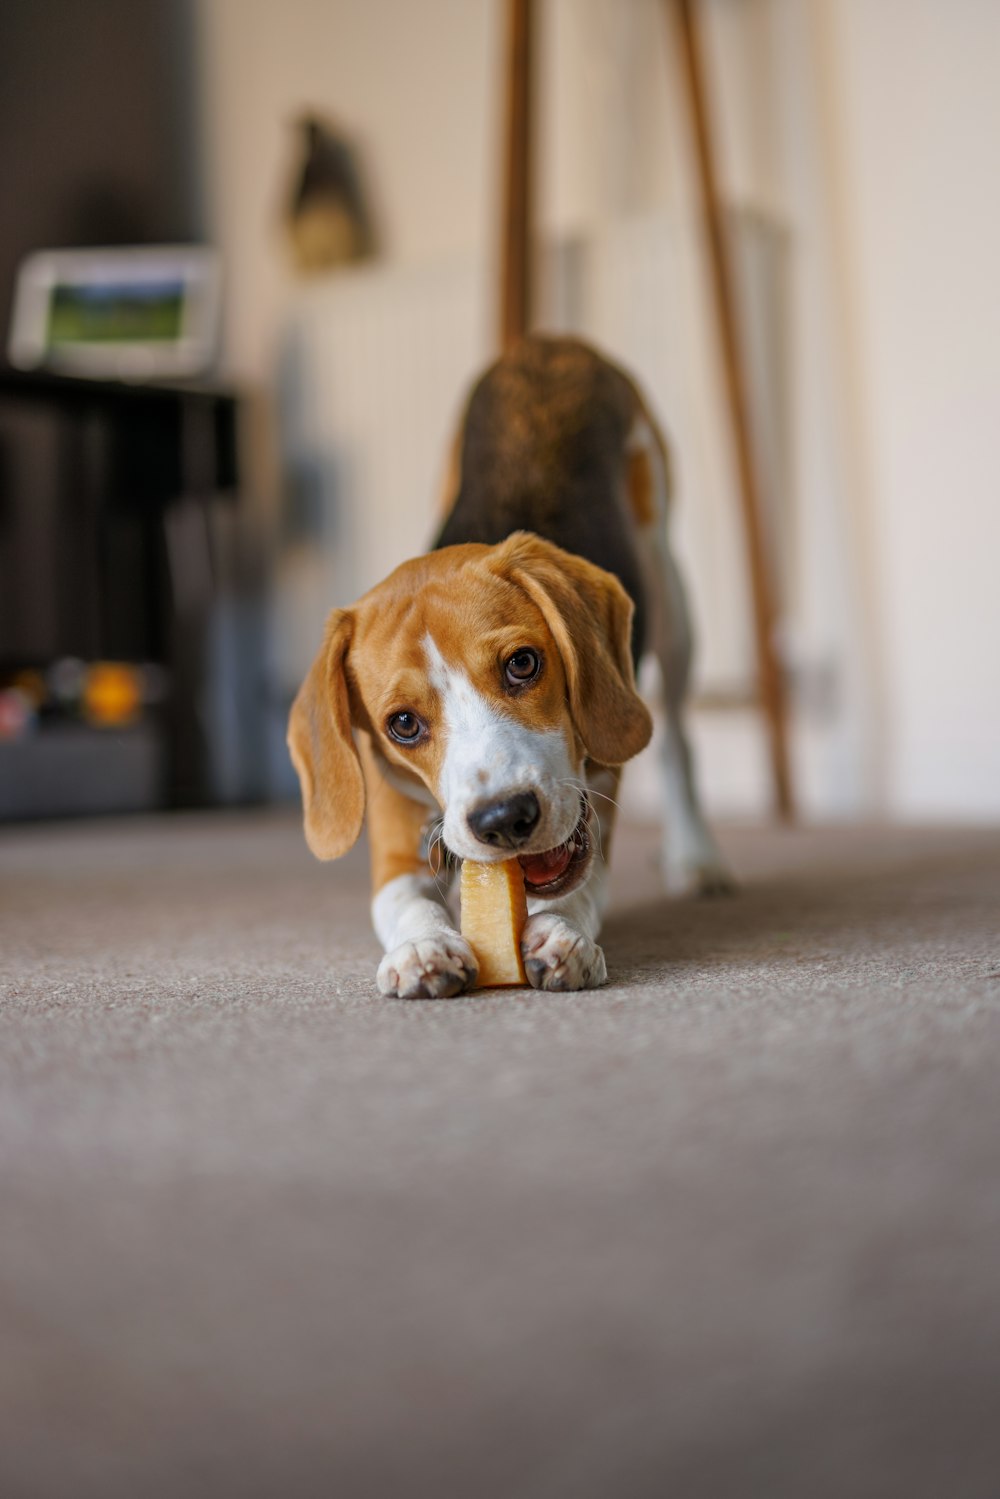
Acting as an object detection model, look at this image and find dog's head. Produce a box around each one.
[287,532,652,898]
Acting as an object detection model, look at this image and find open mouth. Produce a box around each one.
[517,802,592,897]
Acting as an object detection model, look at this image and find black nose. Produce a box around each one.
[467,792,540,849]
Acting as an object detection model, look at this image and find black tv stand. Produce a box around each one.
[0,368,252,816]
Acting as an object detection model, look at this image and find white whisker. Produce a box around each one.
[559,777,623,816]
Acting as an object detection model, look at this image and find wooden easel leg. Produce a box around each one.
[672,0,795,820]
[499,0,535,351]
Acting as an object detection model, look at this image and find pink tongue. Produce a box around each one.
[519,843,572,887]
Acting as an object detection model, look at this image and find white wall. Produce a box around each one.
[196,0,499,380]
[825,0,1000,818]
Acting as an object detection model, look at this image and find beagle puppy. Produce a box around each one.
[289,335,729,997]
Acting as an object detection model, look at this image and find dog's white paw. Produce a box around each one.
[520,913,607,992]
[377,934,478,1000]
[664,854,737,899]
[663,825,736,898]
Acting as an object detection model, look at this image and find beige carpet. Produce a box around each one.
[2,811,999,1498]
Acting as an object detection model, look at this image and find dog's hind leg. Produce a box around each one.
[628,415,733,896]
[651,538,733,895]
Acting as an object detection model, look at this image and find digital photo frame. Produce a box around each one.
[7,245,221,380]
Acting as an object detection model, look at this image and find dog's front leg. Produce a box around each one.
[522,864,608,991]
[360,736,477,999]
[373,873,478,999]
[520,768,620,992]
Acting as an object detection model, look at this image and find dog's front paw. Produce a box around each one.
[377,935,478,1000]
[520,913,607,992]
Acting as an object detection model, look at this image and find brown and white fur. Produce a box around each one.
[288,336,729,998]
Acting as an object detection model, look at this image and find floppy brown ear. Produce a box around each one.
[496,531,653,766]
[287,609,365,859]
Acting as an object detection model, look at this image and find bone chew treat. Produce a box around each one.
[460,858,528,987]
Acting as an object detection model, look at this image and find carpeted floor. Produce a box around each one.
[1,810,999,1498]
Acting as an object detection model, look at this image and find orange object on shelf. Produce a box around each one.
[83,663,143,727]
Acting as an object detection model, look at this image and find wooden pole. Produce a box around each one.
[673,0,794,820]
[499,0,535,350]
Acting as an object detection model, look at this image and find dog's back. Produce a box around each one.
[435,336,649,664]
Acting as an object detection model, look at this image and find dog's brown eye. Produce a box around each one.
[388,711,425,745]
[504,648,541,687]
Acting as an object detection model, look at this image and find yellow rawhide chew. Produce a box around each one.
[460,859,528,988]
